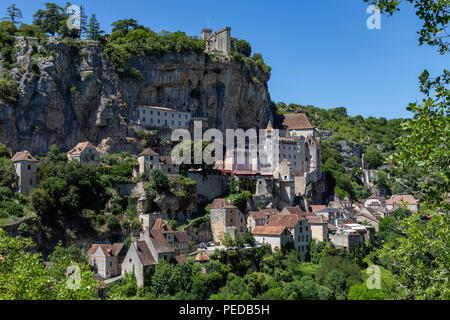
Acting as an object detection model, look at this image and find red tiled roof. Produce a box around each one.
[136,241,156,266]
[150,237,175,253]
[268,214,302,229]
[282,206,306,215]
[211,199,237,209]
[11,151,38,162]
[159,156,175,165]
[67,141,97,155]
[281,113,315,130]
[175,254,188,264]
[173,231,189,243]
[310,205,327,213]
[386,194,419,205]
[152,218,172,232]
[87,243,125,257]
[138,148,159,157]
[305,215,326,224]
[252,225,287,236]
[195,251,210,262]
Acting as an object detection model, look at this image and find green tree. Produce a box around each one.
[86,14,104,40]
[33,2,65,37]
[363,147,383,169]
[111,19,140,34]
[379,213,450,299]
[0,73,19,104]
[0,157,15,188]
[3,4,22,26]
[0,229,97,299]
[236,39,251,57]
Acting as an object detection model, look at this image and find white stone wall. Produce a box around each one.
[14,161,37,196]
[138,107,191,129]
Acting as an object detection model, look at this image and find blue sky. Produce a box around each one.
[6,0,449,118]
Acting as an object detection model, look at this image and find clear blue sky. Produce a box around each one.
[6,0,449,119]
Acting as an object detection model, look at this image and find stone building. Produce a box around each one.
[246,208,278,232]
[386,194,420,212]
[304,214,328,242]
[87,243,126,279]
[210,198,247,244]
[201,27,237,56]
[67,141,100,165]
[268,211,312,260]
[137,105,191,130]
[252,226,292,252]
[137,148,179,177]
[11,151,38,196]
[328,223,375,249]
[137,147,160,176]
[121,218,189,286]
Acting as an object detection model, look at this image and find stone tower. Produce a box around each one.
[11,151,38,196]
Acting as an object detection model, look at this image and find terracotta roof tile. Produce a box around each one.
[175,254,188,264]
[87,243,125,257]
[280,113,315,130]
[138,148,159,157]
[159,156,175,165]
[67,141,97,155]
[211,199,237,209]
[11,151,38,162]
[252,225,287,235]
[195,251,210,262]
[310,205,327,213]
[136,241,156,266]
[386,194,419,205]
[268,214,302,229]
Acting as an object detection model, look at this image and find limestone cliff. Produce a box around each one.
[0,37,272,155]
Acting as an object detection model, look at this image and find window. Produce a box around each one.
[178,114,181,118]
[143,109,146,114]
[27,165,31,170]
[171,113,174,118]
[164,112,167,116]
[165,120,168,125]
[143,117,146,123]
[150,111,153,115]
[178,121,181,126]
[110,262,112,267]
[157,111,160,116]
[171,121,174,125]
[185,115,188,119]
[157,119,160,124]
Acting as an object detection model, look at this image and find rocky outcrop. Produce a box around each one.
[0,37,272,155]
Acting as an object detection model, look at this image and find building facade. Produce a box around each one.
[67,141,100,165]
[210,198,247,244]
[11,151,38,196]
[87,243,126,279]
[201,27,237,56]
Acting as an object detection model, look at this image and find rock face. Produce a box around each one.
[0,38,272,155]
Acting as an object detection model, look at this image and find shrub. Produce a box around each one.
[106,215,121,230]
[0,74,19,104]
